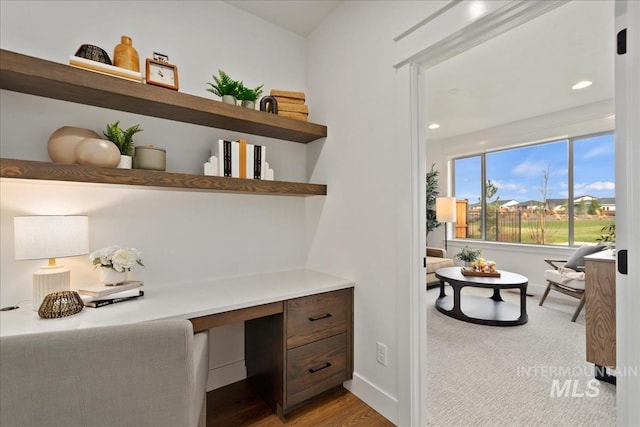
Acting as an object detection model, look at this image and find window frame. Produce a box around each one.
[452,130,614,247]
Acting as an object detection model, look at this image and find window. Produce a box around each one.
[453,132,614,246]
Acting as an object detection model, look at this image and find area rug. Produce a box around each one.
[426,286,616,426]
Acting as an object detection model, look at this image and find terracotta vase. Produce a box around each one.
[113,35,139,72]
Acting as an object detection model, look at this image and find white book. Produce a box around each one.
[77,280,143,298]
[211,139,233,177]
[231,140,240,177]
[246,143,254,179]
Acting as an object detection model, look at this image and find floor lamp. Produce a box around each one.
[436,197,457,252]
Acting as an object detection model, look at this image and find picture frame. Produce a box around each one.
[145,58,179,90]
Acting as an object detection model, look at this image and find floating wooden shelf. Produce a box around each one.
[0,159,327,197]
[0,49,329,196]
[0,49,327,144]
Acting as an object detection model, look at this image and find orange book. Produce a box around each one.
[239,139,247,179]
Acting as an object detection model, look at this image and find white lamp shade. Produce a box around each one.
[436,197,457,223]
[14,216,89,260]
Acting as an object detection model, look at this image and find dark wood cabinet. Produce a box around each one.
[245,288,354,416]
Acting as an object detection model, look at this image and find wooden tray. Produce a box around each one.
[461,267,501,278]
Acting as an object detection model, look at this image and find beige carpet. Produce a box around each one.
[426,286,616,427]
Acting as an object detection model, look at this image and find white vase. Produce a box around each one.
[221,95,237,105]
[100,268,128,285]
[118,154,132,169]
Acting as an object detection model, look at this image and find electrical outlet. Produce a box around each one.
[376,341,387,366]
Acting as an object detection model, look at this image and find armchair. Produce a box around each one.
[539,245,605,322]
[426,247,454,288]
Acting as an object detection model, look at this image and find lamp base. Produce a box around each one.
[33,266,70,311]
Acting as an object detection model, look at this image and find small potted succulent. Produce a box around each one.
[103,121,143,169]
[237,82,264,109]
[206,70,240,105]
[455,245,482,266]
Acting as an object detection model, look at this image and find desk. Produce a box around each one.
[0,269,355,416]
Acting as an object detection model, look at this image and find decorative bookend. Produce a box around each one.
[38,291,84,319]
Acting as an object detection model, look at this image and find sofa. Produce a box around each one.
[0,319,209,427]
[426,247,454,287]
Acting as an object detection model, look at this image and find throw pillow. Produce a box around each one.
[564,244,605,271]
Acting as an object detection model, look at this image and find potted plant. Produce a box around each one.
[426,164,440,238]
[237,82,264,109]
[103,121,143,169]
[596,223,616,251]
[455,245,482,266]
[206,70,240,105]
[90,245,144,285]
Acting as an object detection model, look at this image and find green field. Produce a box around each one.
[468,217,614,245]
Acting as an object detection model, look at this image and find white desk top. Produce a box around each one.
[0,269,354,337]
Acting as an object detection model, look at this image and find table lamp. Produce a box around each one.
[436,197,457,251]
[14,215,89,311]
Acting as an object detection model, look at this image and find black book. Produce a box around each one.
[84,290,144,308]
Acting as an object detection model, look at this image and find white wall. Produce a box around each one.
[304,2,444,424]
[0,0,309,390]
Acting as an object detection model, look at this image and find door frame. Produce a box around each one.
[397,1,638,425]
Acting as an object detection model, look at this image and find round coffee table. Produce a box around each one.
[434,267,528,326]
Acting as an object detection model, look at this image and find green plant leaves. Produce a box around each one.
[103,121,143,155]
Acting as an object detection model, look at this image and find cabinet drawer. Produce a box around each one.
[286,333,347,407]
[286,289,349,349]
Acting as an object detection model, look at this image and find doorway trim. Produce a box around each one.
[395,1,635,425]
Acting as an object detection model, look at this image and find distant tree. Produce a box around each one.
[589,198,602,215]
[577,199,588,216]
[526,164,558,244]
[483,180,501,240]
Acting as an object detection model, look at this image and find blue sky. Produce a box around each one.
[454,133,615,203]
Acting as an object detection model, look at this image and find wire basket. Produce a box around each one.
[38,291,84,319]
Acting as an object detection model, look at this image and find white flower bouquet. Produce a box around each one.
[89,246,144,272]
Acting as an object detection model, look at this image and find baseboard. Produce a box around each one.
[344,372,398,424]
[206,360,247,391]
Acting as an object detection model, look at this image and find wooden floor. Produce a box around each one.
[207,380,394,426]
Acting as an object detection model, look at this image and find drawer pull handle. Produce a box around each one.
[309,362,332,373]
[308,313,332,321]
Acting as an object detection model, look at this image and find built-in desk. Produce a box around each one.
[0,269,355,416]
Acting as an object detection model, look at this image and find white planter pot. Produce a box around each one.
[221,95,237,105]
[240,100,255,109]
[118,154,132,169]
[99,268,128,285]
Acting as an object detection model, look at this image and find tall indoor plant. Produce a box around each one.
[426,164,440,238]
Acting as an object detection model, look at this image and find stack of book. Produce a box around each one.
[77,280,144,308]
[204,139,274,180]
[271,89,308,122]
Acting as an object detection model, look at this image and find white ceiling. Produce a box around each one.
[224,0,343,37]
[225,1,614,141]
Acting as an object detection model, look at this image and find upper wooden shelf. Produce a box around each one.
[0,49,327,144]
[0,159,327,197]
